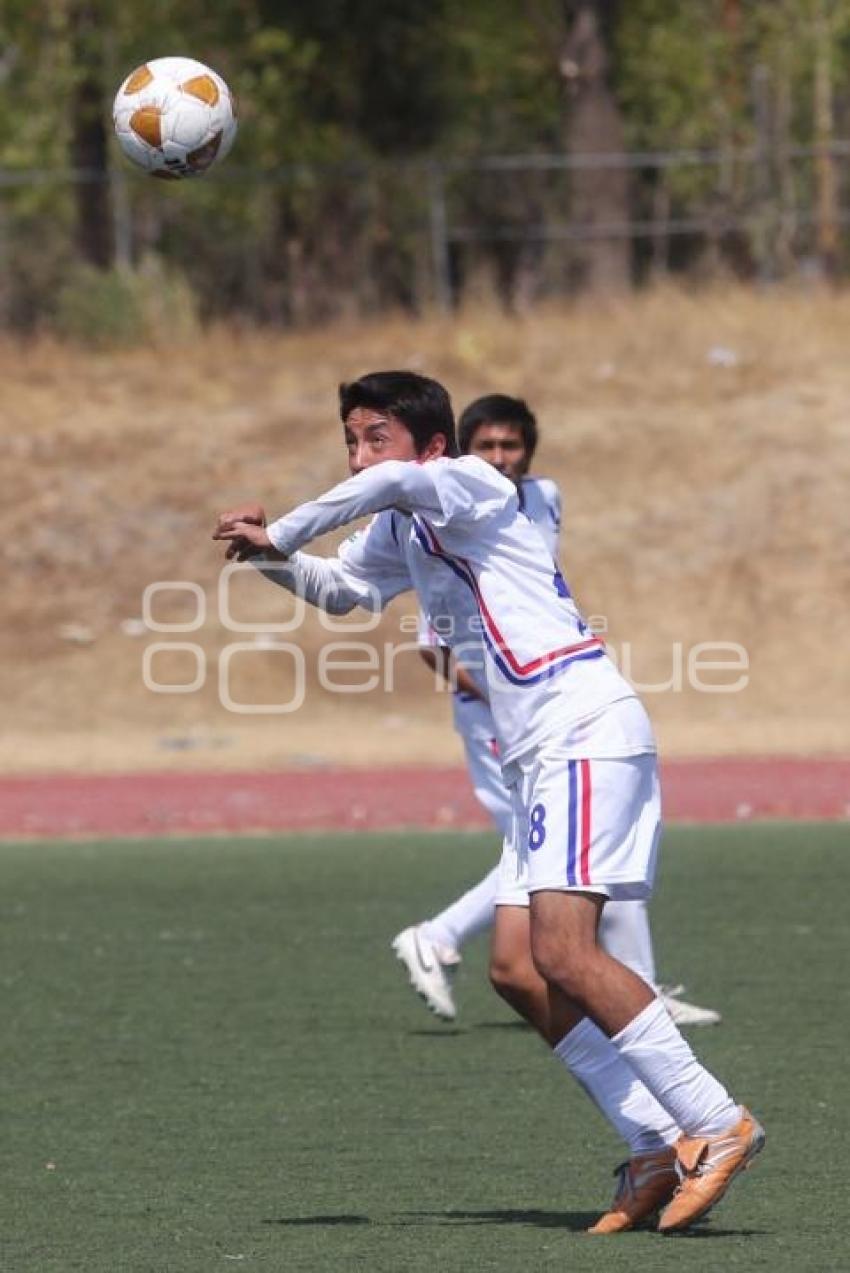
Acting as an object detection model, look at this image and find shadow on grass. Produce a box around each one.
[261,1210,766,1238]
[406,1028,466,1037]
[399,1211,768,1239]
[262,1209,594,1232]
[658,1226,768,1239]
[396,1208,598,1231]
[263,1215,371,1227]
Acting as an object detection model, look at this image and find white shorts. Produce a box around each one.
[496,747,661,906]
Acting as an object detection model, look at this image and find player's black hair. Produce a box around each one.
[339,371,459,458]
[458,394,538,461]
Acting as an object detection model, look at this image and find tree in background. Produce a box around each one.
[249,0,452,322]
[4,0,850,333]
[559,0,631,292]
[615,1,747,280]
[69,0,112,269]
[812,0,841,277]
[518,0,632,294]
[438,0,561,308]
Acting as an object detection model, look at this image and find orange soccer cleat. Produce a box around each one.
[587,1145,679,1234]
[658,1106,765,1234]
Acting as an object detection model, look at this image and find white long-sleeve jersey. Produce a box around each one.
[417,474,562,738]
[260,456,652,765]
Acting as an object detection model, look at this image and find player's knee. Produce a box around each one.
[488,951,515,999]
[489,950,531,1000]
[530,930,590,996]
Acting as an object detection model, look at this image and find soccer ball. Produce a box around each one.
[113,56,237,179]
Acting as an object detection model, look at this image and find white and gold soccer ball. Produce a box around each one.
[113,56,237,179]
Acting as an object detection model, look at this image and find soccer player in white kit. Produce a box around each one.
[213,371,764,1235]
[393,394,721,1028]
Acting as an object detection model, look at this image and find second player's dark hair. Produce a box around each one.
[339,370,458,457]
[458,394,538,460]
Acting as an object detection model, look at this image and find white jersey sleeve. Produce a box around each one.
[254,552,368,615]
[254,510,412,614]
[335,512,414,609]
[265,456,515,557]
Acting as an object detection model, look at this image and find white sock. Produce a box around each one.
[422,865,499,951]
[599,900,657,987]
[612,998,739,1137]
[554,1018,680,1155]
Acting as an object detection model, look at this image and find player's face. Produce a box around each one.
[467,422,528,482]
[344,407,445,474]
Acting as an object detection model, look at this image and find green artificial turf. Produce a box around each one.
[1,824,847,1272]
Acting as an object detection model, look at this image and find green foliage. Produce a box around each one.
[0,1,74,171]
[441,0,564,151]
[616,1,850,157]
[617,3,731,150]
[55,255,198,347]
[4,0,850,326]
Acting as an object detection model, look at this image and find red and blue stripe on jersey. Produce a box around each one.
[411,515,604,688]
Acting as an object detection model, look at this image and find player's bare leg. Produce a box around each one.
[529,890,656,1035]
[490,904,584,1045]
[529,888,762,1232]
[492,899,681,1231]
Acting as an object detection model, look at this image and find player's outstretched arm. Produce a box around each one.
[212,518,367,614]
[213,466,429,560]
[213,480,413,615]
[254,552,373,616]
[264,461,446,557]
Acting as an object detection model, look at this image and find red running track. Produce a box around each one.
[0,758,847,839]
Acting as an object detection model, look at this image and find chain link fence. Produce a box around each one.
[1,136,849,337]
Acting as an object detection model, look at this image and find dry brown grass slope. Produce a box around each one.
[2,285,848,774]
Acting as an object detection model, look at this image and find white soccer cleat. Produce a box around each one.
[391,926,461,1021]
[660,984,722,1028]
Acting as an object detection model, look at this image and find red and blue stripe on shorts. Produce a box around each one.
[566,758,593,887]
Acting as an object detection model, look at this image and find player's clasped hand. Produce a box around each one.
[212,510,276,561]
[216,503,267,530]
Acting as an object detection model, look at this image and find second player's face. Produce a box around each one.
[344,407,441,474]
[467,422,528,483]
